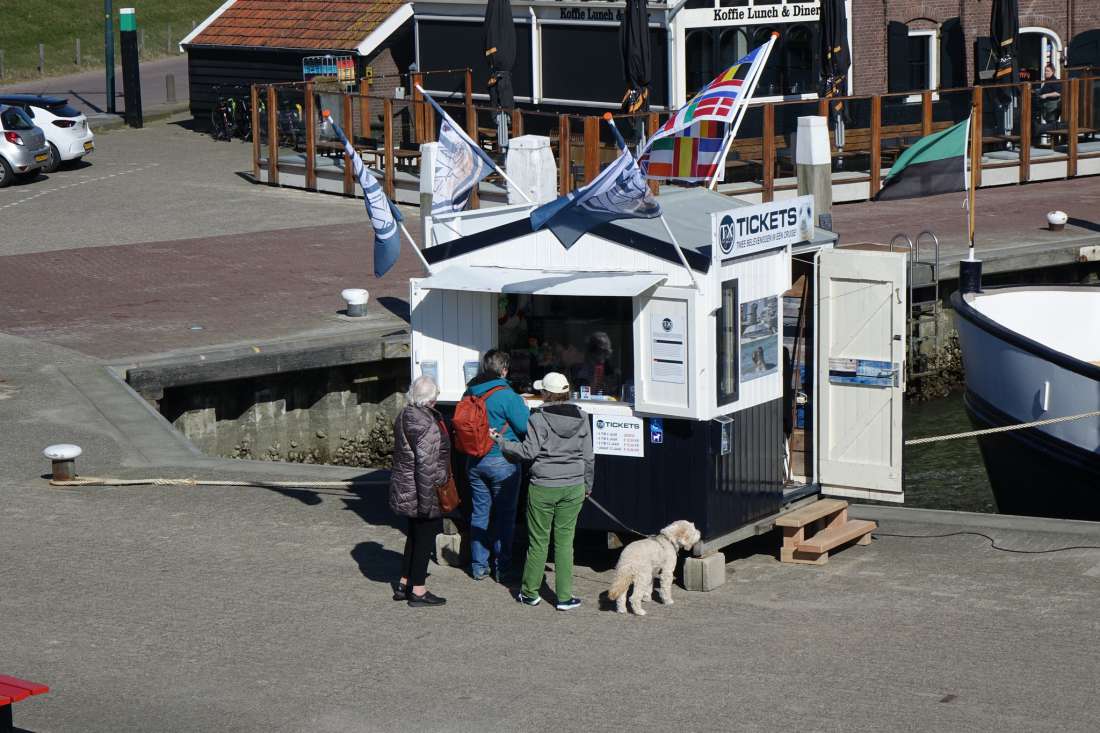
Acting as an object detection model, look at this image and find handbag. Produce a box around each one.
[435,419,461,514]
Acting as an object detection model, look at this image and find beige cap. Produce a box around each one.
[533,372,570,394]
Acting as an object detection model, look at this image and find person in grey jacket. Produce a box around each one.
[389,376,450,608]
[492,372,594,611]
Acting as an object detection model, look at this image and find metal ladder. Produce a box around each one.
[890,231,941,379]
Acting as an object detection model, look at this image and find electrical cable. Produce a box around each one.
[873,530,1100,554]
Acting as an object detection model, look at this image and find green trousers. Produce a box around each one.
[521,482,586,602]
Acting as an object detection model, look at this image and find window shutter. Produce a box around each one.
[887,21,909,93]
[939,18,965,89]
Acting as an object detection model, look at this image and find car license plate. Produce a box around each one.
[34,153,48,162]
[83,141,94,152]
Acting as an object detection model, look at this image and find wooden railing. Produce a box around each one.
[252,72,1100,204]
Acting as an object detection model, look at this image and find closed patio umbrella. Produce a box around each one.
[484,0,516,147]
[819,0,851,156]
[620,0,651,115]
[990,0,1019,134]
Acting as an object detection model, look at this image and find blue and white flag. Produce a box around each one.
[531,138,660,249]
[419,90,496,215]
[325,114,404,277]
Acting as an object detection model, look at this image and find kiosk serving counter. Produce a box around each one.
[411,188,908,551]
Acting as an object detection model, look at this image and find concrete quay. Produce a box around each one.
[3,117,1100,731]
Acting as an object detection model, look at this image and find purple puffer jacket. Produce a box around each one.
[388,404,450,518]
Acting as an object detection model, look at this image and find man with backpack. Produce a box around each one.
[454,350,529,582]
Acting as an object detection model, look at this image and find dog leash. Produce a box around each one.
[584,495,653,538]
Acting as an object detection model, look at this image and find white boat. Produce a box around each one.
[952,285,1100,519]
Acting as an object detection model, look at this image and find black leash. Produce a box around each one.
[584,495,653,538]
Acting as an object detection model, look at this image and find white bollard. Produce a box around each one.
[341,288,369,317]
[419,142,438,247]
[795,116,833,230]
[505,135,556,205]
[44,444,82,481]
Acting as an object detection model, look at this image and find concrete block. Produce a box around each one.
[682,552,726,592]
[435,532,466,567]
[505,135,556,204]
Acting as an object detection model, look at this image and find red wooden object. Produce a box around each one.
[0,685,28,703]
[0,677,48,696]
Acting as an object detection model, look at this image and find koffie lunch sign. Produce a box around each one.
[713,195,814,264]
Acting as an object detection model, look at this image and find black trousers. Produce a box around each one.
[401,516,443,586]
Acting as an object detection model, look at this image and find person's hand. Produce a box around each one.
[488,428,501,441]
[585,488,592,498]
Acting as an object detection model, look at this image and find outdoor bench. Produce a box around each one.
[0,675,49,732]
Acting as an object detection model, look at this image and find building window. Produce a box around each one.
[496,294,635,400]
[716,279,739,406]
[906,30,937,92]
[784,24,815,95]
[887,21,938,94]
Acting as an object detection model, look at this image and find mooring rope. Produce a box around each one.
[904,409,1100,446]
[49,476,386,488]
[45,409,1100,486]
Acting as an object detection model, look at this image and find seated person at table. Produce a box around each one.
[1036,63,1062,124]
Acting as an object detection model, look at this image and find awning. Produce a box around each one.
[418,266,667,297]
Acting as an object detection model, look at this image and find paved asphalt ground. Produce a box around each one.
[0,56,190,122]
[3,114,1100,731]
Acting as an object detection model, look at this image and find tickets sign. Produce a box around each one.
[714,195,814,262]
[592,414,644,458]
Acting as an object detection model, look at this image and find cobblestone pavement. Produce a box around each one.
[2,116,1099,362]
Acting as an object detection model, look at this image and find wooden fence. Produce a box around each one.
[251,67,1100,205]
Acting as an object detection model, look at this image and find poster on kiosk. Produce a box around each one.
[408,188,908,547]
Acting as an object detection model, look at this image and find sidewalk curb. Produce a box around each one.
[90,102,190,132]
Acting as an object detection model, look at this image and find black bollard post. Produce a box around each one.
[119,7,143,128]
[959,257,982,294]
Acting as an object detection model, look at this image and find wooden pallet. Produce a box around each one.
[775,498,876,565]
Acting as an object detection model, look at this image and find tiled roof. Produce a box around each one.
[191,0,405,51]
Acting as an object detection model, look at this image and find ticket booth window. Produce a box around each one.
[497,294,635,399]
[716,279,739,406]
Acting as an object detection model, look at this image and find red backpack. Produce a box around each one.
[452,385,507,457]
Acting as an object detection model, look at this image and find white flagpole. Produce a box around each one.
[708,32,780,191]
[399,221,433,273]
[414,83,534,205]
[659,215,700,291]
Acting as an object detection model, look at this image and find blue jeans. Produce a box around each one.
[468,454,521,578]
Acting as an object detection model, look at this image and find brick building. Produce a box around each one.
[851,0,1100,96]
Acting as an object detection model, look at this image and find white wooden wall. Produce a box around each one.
[709,247,791,416]
[409,282,495,402]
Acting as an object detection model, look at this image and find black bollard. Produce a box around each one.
[119,7,143,128]
[959,257,982,294]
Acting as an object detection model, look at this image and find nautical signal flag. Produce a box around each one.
[873,116,971,202]
[640,121,726,181]
[648,42,770,144]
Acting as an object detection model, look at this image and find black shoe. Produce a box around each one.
[392,583,408,601]
[408,591,447,607]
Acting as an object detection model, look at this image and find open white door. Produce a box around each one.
[817,249,907,503]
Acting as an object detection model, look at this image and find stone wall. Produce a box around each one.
[162,359,408,467]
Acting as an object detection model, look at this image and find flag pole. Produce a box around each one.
[708,31,779,191]
[967,105,977,259]
[658,215,701,291]
[603,113,700,291]
[413,83,534,205]
[399,221,433,273]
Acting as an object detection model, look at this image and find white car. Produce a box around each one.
[0,95,94,173]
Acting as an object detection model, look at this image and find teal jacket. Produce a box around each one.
[467,376,529,459]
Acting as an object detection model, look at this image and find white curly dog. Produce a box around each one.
[607,520,701,615]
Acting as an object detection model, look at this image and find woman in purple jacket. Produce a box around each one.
[389,376,450,607]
